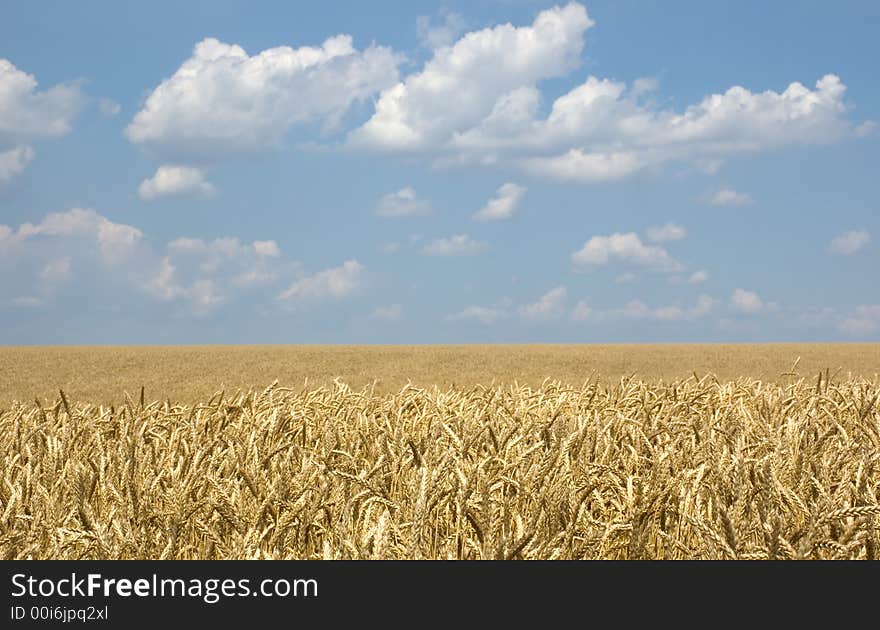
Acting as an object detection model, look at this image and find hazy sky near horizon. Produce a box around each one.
[1,1,878,344]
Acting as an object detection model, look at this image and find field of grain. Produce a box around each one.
[2,343,879,406]
[2,347,879,559]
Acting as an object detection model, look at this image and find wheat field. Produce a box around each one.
[2,354,878,559]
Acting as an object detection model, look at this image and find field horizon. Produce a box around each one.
[2,343,878,405]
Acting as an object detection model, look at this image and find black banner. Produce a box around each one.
[1,560,876,627]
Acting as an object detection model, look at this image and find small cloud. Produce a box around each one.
[688,270,709,284]
[828,229,870,255]
[99,98,121,117]
[278,260,363,302]
[372,303,402,320]
[473,182,526,222]
[416,9,467,49]
[730,288,763,313]
[837,305,880,336]
[645,222,686,243]
[253,240,281,257]
[138,165,215,200]
[855,121,876,138]
[615,272,638,284]
[572,232,683,272]
[0,145,35,186]
[448,305,506,325]
[423,234,487,256]
[708,188,753,206]
[380,242,401,254]
[631,77,658,96]
[618,294,716,321]
[376,187,431,217]
[518,286,567,321]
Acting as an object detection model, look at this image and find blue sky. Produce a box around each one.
[1,0,878,344]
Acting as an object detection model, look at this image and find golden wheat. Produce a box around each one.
[1,374,878,559]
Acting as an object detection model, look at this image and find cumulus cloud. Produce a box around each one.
[473,182,526,221]
[709,188,753,206]
[137,165,216,200]
[416,10,467,49]
[348,3,592,152]
[730,288,763,314]
[126,36,401,160]
[344,4,864,182]
[376,187,431,217]
[0,58,86,142]
[828,229,870,255]
[0,145,34,186]
[422,234,487,256]
[645,222,686,243]
[572,232,683,272]
[278,260,363,302]
[1,209,297,316]
[4,208,143,265]
[148,236,286,309]
[448,305,506,325]
[518,286,567,321]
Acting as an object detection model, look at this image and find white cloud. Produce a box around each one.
[837,305,880,336]
[126,36,401,159]
[518,286,567,321]
[416,10,467,49]
[572,232,683,272]
[422,234,487,256]
[730,288,763,314]
[99,98,121,117]
[473,182,526,221]
[1,209,299,316]
[144,235,291,315]
[348,3,593,152]
[620,294,716,321]
[10,208,143,265]
[347,5,863,182]
[278,260,363,302]
[829,229,870,255]
[254,240,281,257]
[522,150,643,183]
[645,222,686,243]
[709,188,753,206]
[688,270,709,284]
[0,145,34,186]
[615,272,638,284]
[376,187,431,217]
[0,58,85,141]
[137,165,216,200]
[372,303,402,320]
[448,305,506,325]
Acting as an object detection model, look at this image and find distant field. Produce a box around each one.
[1,343,879,405]
[2,343,879,560]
